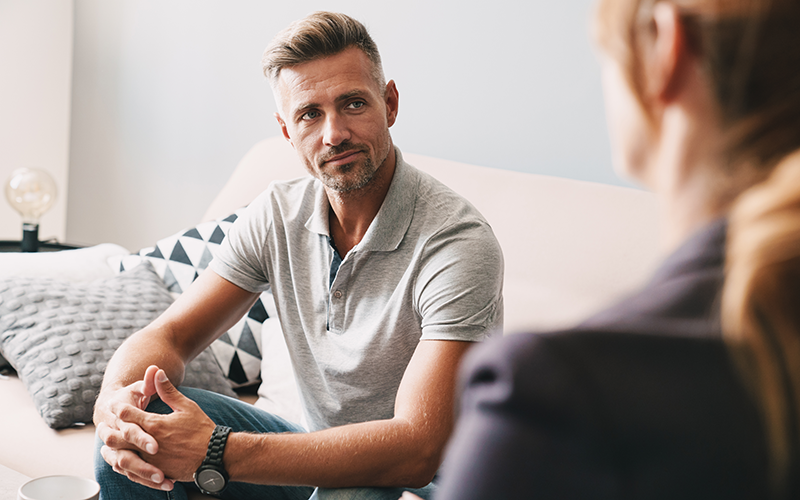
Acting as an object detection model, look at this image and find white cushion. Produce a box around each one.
[253,295,302,425]
[0,244,129,282]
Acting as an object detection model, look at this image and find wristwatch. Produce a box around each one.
[193,425,232,496]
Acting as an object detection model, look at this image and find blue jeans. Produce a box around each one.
[94,387,436,500]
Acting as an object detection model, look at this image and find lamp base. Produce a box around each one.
[21,223,39,252]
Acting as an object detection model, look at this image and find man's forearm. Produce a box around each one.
[100,326,187,393]
[225,416,444,489]
[221,340,471,489]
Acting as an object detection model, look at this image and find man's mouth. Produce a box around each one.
[322,149,364,167]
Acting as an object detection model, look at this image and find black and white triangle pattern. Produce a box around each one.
[111,209,277,388]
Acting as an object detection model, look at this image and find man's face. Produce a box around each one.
[274,47,399,194]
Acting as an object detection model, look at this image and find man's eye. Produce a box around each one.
[301,111,320,121]
[348,101,365,110]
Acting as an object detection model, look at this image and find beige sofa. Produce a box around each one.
[0,136,661,494]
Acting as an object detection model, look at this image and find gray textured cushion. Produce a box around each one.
[0,262,235,429]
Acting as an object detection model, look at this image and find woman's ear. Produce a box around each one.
[646,2,690,103]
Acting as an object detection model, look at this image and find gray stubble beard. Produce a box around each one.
[317,137,391,195]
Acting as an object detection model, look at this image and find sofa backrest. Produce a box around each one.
[204,137,662,334]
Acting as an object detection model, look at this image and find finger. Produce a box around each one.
[94,382,142,426]
[154,369,190,411]
[109,398,149,426]
[125,380,148,408]
[118,419,158,455]
[128,379,145,395]
[96,422,121,448]
[122,470,176,492]
[98,420,158,455]
[101,445,173,491]
[106,401,159,453]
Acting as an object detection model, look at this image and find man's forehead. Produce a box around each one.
[275,48,380,105]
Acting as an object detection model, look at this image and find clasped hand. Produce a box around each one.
[95,365,216,491]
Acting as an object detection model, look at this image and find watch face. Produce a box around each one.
[196,468,226,493]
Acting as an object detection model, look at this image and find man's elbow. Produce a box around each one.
[405,464,440,489]
[396,441,445,488]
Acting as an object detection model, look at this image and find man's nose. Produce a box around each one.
[322,113,351,147]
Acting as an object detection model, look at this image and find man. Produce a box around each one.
[93,11,503,500]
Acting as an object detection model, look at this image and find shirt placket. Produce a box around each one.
[328,258,351,334]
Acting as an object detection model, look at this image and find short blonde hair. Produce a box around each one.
[262,11,385,91]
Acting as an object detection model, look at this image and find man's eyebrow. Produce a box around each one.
[293,102,320,117]
[335,89,368,102]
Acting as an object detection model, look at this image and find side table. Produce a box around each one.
[0,240,81,253]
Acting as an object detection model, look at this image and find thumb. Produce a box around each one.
[142,365,160,398]
[154,369,186,411]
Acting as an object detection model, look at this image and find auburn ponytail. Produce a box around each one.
[723,150,800,489]
[595,0,800,490]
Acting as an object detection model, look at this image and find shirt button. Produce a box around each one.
[333,290,343,299]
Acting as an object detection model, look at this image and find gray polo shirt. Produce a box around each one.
[210,148,504,431]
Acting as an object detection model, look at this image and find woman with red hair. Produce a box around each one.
[421,0,800,498]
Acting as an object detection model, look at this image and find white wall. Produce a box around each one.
[67,0,620,251]
[0,0,73,243]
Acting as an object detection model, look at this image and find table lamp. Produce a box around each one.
[4,167,57,252]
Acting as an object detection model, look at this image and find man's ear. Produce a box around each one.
[384,80,399,128]
[647,2,689,103]
[275,112,294,147]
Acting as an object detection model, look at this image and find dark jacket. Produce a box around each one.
[436,220,791,499]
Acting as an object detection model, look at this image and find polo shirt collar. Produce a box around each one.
[304,146,418,252]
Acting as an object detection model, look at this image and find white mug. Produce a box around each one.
[17,475,100,500]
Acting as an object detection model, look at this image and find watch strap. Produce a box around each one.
[203,425,232,468]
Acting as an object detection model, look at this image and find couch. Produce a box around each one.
[0,136,661,496]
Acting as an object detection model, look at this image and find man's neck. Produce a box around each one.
[327,147,397,257]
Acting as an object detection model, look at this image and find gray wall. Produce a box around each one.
[67,0,620,251]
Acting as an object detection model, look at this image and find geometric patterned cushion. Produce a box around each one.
[109,209,279,388]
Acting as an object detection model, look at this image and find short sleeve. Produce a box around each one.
[209,189,273,293]
[416,218,504,341]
